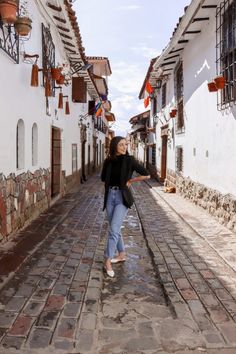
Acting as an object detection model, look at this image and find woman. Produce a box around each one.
[101,136,150,277]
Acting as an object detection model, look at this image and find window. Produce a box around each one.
[32,123,38,166]
[216,0,236,107]
[16,119,25,170]
[162,82,167,108]
[152,96,157,115]
[175,62,184,132]
[176,146,183,173]
[72,144,78,173]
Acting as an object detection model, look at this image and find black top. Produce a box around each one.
[101,154,149,210]
[109,155,124,187]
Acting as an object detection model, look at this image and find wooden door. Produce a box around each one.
[51,127,61,197]
[161,135,167,182]
[81,141,86,181]
[88,145,91,175]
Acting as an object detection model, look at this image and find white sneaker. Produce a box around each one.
[103,266,115,278]
[111,258,126,264]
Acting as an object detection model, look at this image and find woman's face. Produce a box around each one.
[116,139,127,155]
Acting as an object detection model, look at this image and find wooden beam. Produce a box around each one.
[53,15,66,24]
[46,3,62,12]
[59,32,73,40]
[185,30,201,34]
[170,48,184,53]
[193,17,209,22]
[161,61,176,66]
[164,54,180,61]
[57,25,70,33]
[62,40,75,48]
[202,5,217,8]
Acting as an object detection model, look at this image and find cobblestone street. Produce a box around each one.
[0,175,236,354]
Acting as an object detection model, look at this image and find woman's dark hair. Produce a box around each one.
[108,136,128,160]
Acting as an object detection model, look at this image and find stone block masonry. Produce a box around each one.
[0,169,50,241]
[177,175,236,233]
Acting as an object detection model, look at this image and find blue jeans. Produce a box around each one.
[105,189,128,259]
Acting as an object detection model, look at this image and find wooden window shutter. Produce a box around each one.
[88,100,95,114]
[72,77,87,103]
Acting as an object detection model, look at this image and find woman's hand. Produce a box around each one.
[126,180,132,188]
[126,175,150,188]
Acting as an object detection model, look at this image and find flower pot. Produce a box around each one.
[0,0,17,23]
[51,67,62,81]
[214,76,226,90]
[14,17,32,36]
[171,108,177,117]
[56,75,65,85]
[207,82,218,92]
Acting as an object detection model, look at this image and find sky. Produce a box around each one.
[74,0,190,136]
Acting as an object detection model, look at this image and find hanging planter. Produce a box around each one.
[65,100,70,115]
[30,63,39,87]
[207,81,218,92]
[56,75,65,85]
[0,0,17,23]
[14,16,32,36]
[171,108,177,117]
[214,76,226,90]
[45,77,52,97]
[58,90,63,109]
[51,67,62,81]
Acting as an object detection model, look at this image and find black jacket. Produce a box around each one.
[101,155,149,210]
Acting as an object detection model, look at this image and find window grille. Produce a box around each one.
[175,62,185,133]
[0,20,19,63]
[42,24,55,96]
[216,0,236,109]
[162,83,167,108]
[176,146,183,173]
[72,144,78,173]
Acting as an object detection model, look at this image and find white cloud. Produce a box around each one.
[117,5,141,10]
[109,61,144,94]
[131,45,161,59]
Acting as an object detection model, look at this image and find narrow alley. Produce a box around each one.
[0,175,236,354]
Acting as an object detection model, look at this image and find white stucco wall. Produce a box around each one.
[0,0,93,180]
[153,14,236,196]
[182,18,236,195]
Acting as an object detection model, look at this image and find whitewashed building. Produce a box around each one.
[0,0,114,240]
[138,0,236,232]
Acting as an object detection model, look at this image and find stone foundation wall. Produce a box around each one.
[165,169,177,188]
[65,170,81,193]
[0,169,50,241]
[177,175,236,233]
[147,163,159,180]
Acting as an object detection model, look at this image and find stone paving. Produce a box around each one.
[0,175,236,353]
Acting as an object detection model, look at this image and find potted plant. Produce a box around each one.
[56,74,65,85]
[214,75,226,90]
[0,0,17,23]
[14,0,32,37]
[51,66,62,81]
[207,81,218,92]
[171,107,177,117]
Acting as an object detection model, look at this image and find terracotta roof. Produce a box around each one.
[46,1,100,99]
[64,0,86,61]
[86,56,112,75]
[129,110,150,123]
